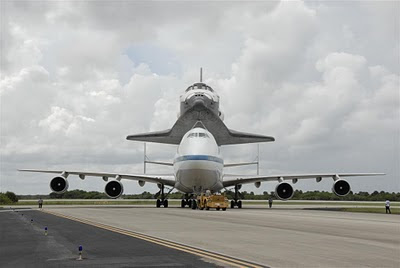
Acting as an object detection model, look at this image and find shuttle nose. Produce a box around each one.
[193,98,205,107]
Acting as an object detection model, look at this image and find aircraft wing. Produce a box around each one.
[126,129,181,145]
[222,173,385,188]
[127,102,275,145]
[19,169,176,186]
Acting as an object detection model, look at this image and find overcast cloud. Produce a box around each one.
[1,1,399,195]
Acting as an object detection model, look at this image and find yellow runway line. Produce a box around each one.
[42,210,265,268]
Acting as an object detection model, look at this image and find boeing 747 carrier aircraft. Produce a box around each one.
[20,70,383,208]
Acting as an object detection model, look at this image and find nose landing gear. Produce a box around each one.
[181,194,193,208]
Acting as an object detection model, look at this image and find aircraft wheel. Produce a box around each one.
[187,200,192,208]
[181,199,186,208]
[230,200,235,208]
[156,199,161,208]
[237,200,242,208]
[222,208,226,211]
[163,199,168,208]
[191,200,197,210]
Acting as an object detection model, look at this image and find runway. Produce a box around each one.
[1,206,399,267]
[1,208,253,267]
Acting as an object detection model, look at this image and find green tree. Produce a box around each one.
[5,191,18,203]
[0,193,13,204]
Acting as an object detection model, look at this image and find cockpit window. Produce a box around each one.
[185,83,214,92]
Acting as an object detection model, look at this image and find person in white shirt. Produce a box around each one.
[385,200,391,214]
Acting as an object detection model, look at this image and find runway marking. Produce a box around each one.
[42,210,266,268]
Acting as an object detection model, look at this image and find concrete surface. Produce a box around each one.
[41,206,400,268]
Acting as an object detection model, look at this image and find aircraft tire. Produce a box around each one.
[191,200,197,210]
[156,199,161,208]
[237,200,242,208]
[181,199,186,208]
[230,200,235,208]
[163,199,168,208]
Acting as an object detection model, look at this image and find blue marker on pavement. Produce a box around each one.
[78,245,83,260]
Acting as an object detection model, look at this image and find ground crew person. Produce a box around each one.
[385,200,391,214]
[38,198,43,209]
[268,197,273,208]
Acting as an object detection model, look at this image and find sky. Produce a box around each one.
[0,1,399,195]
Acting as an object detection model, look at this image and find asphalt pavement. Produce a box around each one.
[0,209,224,267]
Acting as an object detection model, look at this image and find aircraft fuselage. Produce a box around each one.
[173,127,223,193]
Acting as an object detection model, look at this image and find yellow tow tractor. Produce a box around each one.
[197,191,229,211]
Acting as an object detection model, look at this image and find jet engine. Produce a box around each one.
[50,176,69,194]
[105,180,124,199]
[332,179,351,197]
[275,182,294,200]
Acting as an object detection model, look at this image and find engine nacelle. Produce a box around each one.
[105,180,124,199]
[332,180,351,197]
[274,182,294,200]
[50,176,69,194]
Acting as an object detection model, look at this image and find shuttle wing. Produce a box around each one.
[127,102,275,145]
[19,169,176,186]
[222,173,385,187]
[127,129,179,145]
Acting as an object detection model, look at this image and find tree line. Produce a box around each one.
[0,192,19,204]
[9,189,400,202]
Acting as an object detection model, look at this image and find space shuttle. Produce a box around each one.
[127,69,275,145]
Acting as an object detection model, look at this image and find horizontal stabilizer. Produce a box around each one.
[145,160,174,166]
[224,162,258,167]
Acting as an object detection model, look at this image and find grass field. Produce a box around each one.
[15,200,180,206]
[11,199,400,206]
[6,200,398,215]
[337,207,399,214]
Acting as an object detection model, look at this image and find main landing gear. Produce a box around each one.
[181,194,196,209]
[156,199,168,208]
[231,184,243,208]
[155,184,173,208]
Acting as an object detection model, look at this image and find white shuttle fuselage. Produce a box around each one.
[179,82,224,120]
[173,127,223,193]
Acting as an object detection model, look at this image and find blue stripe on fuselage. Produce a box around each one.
[174,155,223,164]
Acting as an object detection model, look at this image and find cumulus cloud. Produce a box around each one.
[0,1,398,194]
